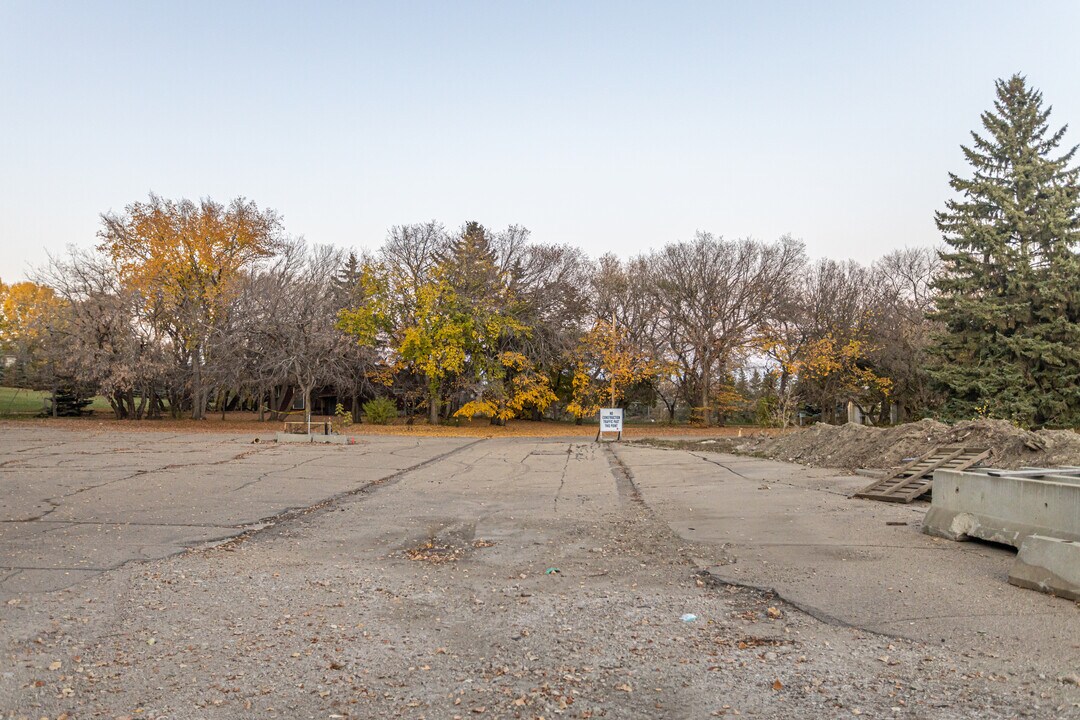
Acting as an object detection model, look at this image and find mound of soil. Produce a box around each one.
[736,418,1080,470]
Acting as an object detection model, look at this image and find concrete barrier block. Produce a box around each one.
[923,469,1080,548]
[1008,535,1080,601]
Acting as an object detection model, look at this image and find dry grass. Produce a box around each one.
[0,412,786,439]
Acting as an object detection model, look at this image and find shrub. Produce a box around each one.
[363,396,397,425]
[332,402,353,432]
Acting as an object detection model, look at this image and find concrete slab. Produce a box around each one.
[615,443,1080,679]
[923,468,1080,547]
[1009,534,1080,601]
[275,431,357,444]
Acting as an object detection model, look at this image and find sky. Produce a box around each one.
[2,0,1080,281]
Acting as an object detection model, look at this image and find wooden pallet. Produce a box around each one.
[853,445,991,503]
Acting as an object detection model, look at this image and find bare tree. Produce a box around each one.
[868,246,943,420]
[35,248,171,419]
[651,233,806,424]
[275,242,357,431]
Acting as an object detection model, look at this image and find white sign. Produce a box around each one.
[599,408,623,433]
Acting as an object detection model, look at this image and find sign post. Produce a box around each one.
[597,407,623,442]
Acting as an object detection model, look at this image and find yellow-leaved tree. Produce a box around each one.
[340,270,476,424]
[797,335,892,417]
[0,281,61,346]
[0,278,6,341]
[0,281,64,388]
[454,350,557,423]
[98,194,280,419]
[566,319,658,420]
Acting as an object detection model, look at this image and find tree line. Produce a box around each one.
[0,207,937,427]
[0,74,1076,428]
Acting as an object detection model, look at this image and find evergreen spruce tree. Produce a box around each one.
[930,75,1080,427]
[331,251,364,307]
[441,221,503,305]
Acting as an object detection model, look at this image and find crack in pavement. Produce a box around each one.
[604,444,649,510]
[618,446,906,641]
[0,519,240,529]
[21,444,276,523]
[552,444,572,513]
[689,451,862,498]
[211,439,487,551]
[0,473,406,593]
[692,569,897,638]
[691,452,751,479]
[0,564,121,572]
[229,454,323,493]
[437,448,497,484]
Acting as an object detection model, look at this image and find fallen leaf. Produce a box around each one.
[616,683,633,693]
[771,679,783,691]
[48,660,62,671]
[766,607,781,619]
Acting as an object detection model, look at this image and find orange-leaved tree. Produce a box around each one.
[98,194,281,419]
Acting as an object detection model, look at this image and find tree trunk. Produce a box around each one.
[429,394,440,425]
[108,393,122,420]
[700,382,711,426]
[303,385,314,433]
[191,347,205,420]
[147,389,161,419]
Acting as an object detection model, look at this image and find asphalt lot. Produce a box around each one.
[0,428,471,598]
[1,428,1077,718]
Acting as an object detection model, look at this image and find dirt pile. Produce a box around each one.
[737,418,1080,470]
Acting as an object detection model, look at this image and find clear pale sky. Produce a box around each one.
[2,1,1080,281]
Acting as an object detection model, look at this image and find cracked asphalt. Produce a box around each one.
[1,429,1078,718]
[0,428,471,599]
